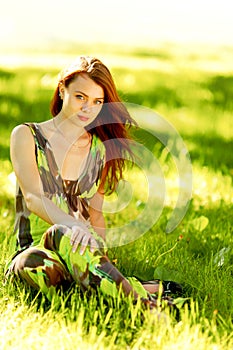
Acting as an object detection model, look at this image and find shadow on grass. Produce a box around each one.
[0,94,50,126]
[0,143,10,161]
[130,124,233,178]
[119,86,184,109]
[202,75,233,111]
[0,70,15,81]
[0,93,51,162]
[185,133,233,175]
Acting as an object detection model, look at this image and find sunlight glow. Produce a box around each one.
[1,0,232,50]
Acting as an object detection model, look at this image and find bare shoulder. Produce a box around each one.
[10,124,34,146]
[11,124,31,136]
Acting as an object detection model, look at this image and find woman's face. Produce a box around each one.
[60,73,104,127]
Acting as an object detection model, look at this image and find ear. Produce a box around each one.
[58,83,65,100]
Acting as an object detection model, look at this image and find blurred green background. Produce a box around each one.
[0,1,233,347]
[1,41,232,251]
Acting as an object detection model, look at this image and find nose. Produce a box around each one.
[81,100,92,113]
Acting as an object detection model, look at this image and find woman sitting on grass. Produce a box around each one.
[5,56,181,308]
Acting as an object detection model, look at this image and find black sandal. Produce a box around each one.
[141,279,183,297]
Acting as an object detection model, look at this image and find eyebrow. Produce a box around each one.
[75,90,104,100]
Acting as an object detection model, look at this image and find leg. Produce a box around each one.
[141,280,183,298]
[42,224,139,298]
[7,246,73,300]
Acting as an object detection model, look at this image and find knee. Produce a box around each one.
[11,248,48,274]
[9,247,72,288]
[43,224,70,251]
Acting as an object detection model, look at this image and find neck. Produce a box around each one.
[54,113,85,139]
[53,114,90,148]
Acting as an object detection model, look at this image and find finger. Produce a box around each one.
[70,226,78,242]
[71,225,90,242]
[70,229,80,245]
[79,234,98,255]
[90,237,98,253]
[79,234,90,255]
[71,231,83,253]
[85,236,98,254]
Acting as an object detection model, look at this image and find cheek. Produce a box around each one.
[61,95,70,108]
[63,97,81,112]
[94,104,103,115]
[89,107,102,123]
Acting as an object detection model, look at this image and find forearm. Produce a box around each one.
[26,193,85,228]
[90,214,106,241]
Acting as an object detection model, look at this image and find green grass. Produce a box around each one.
[0,43,233,349]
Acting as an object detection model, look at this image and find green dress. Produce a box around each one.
[6,123,148,302]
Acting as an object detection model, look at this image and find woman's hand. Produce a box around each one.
[70,225,98,255]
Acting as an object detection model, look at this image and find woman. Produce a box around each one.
[6,56,181,307]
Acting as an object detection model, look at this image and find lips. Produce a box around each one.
[78,115,90,122]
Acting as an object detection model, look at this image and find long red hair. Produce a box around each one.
[50,56,137,193]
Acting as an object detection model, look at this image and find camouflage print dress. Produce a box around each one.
[6,123,148,302]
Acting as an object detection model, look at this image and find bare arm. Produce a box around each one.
[11,124,97,254]
[89,190,106,241]
[10,124,84,228]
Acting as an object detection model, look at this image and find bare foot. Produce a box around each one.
[142,282,162,294]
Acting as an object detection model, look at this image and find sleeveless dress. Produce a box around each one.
[6,123,148,302]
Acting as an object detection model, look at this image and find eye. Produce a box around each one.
[76,94,85,100]
[95,99,103,105]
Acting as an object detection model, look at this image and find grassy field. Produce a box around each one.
[0,43,233,349]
